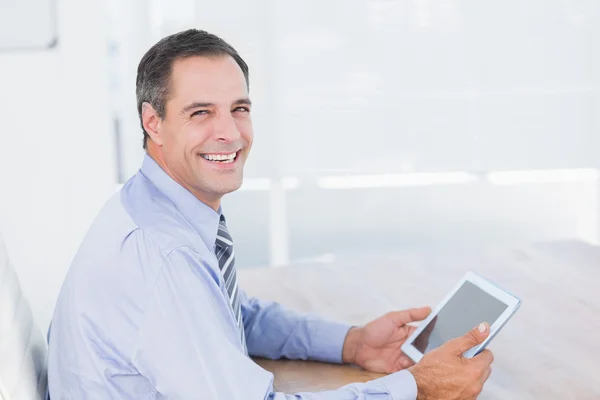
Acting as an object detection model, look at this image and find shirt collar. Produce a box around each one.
[140,154,221,250]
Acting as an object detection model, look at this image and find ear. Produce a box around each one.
[141,102,164,146]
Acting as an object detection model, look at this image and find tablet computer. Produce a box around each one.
[401,271,521,363]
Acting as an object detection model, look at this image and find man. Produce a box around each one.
[47,29,494,399]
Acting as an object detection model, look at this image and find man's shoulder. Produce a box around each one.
[72,175,212,278]
[67,183,209,293]
[118,174,207,255]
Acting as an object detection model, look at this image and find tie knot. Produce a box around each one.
[219,215,228,232]
[216,214,233,248]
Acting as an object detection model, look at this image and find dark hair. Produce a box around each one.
[136,29,250,149]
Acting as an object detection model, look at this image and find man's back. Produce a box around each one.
[47,165,236,398]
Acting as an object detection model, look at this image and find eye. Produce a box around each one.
[233,106,250,113]
[191,110,209,117]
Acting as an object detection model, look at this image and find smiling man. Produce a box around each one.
[47,29,494,399]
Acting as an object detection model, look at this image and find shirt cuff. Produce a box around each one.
[377,370,418,400]
[306,319,352,364]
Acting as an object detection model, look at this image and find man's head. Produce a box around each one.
[136,29,252,210]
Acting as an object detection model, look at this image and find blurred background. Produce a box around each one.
[0,0,599,331]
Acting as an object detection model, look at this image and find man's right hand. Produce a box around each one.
[408,322,494,400]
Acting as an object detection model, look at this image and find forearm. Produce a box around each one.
[241,292,351,362]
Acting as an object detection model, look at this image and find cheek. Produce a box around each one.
[183,123,211,152]
[165,133,189,156]
[237,119,254,144]
[161,121,185,148]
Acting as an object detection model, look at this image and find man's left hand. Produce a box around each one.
[342,307,431,374]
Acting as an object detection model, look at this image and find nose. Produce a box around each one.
[214,112,241,143]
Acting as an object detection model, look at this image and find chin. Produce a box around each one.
[217,178,244,195]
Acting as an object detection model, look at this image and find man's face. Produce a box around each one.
[150,55,253,204]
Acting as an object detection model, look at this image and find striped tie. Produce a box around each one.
[215,215,247,353]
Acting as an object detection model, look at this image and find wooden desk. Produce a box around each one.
[239,241,600,399]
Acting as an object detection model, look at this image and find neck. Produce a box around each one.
[146,144,221,212]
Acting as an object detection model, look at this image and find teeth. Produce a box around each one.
[201,152,237,162]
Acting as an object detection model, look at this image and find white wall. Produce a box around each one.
[225,176,600,268]
[0,0,116,331]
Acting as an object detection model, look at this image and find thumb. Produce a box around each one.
[448,322,490,355]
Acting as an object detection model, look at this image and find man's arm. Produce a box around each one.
[131,247,417,400]
[240,290,353,363]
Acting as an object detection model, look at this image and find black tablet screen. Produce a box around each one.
[411,281,508,354]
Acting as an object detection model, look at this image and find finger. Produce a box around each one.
[472,349,494,368]
[386,307,432,327]
[446,322,490,355]
[480,367,492,384]
[398,354,415,369]
[406,325,417,337]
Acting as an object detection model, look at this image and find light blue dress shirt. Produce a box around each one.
[47,155,417,399]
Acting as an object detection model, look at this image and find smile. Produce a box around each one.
[200,151,238,164]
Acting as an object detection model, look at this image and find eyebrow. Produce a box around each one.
[180,98,252,115]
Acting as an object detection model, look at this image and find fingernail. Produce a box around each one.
[478,323,488,333]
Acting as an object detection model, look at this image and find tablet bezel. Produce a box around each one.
[401,271,521,363]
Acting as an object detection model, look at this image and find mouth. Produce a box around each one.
[199,150,239,164]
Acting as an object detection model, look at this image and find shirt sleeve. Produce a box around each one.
[130,246,417,400]
[240,290,352,363]
[270,371,418,400]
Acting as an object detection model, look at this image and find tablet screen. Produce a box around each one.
[411,281,508,354]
